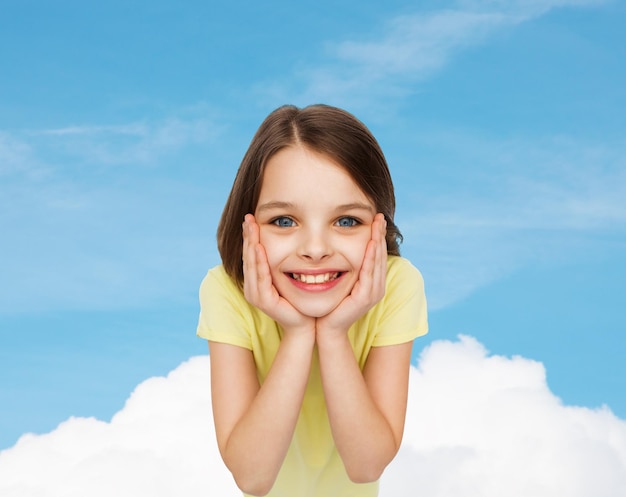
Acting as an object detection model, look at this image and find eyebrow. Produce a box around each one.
[335,202,376,213]
[255,201,295,213]
[256,201,375,213]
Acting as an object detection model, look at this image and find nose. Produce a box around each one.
[297,226,332,261]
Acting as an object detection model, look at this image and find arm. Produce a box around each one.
[316,338,413,483]
[316,213,412,482]
[209,215,316,496]
[209,333,315,496]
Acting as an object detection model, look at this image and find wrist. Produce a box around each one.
[281,324,316,346]
[315,324,350,349]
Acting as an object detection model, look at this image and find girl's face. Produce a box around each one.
[254,146,376,318]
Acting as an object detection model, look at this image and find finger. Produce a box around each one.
[375,213,388,249]
[242,215,261,299]
[242,214,259,257]
[247,217,265,284]
[242,214,255,265]
[380,214,388,249]
[369,214,387,298]
[246,217,277,307]
[242,216,257,302]
[354,238,377,297]
[361,214,383,273]
[366,215,384,270]
[371,213,382,243]
[254,243,273,293]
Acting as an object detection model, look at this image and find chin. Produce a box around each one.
[293,301,341,319]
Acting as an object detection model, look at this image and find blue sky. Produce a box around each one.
[1,0,625,462]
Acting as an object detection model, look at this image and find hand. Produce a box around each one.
[242,214,315,334]
[316,213,388,337]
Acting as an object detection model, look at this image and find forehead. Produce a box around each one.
[257,146,373,208]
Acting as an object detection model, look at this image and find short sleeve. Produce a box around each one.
[196,265,254,350]
[371,257,428,347]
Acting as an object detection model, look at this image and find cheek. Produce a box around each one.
[346,235,370,270]
[258,231,285,268]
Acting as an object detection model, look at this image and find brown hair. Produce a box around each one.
[217,104,403,286]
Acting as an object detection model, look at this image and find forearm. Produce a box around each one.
[221,331,315,495]
[316,332,399,483]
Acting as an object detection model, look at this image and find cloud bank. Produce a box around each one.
[1,336,625,496]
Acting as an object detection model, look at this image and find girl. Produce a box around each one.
[197,104,428,497]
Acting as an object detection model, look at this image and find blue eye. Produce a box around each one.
[336,217,359,227]
[272,217,295,227]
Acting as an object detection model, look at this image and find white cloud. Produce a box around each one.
[383,336,626,497]
[0,132,30,175]
[37,123,149,137]
[397,133,626,310]
[0,114,227,313]
[456,0,605,17]
[0,178,220,313]
[0,356,238,497]
[334,10,507,74]
[264,0,605,107]
[30,116,223,166]
[0,132,51,180]
[2,336,625,496]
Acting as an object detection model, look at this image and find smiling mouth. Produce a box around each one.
[290,272,341,284]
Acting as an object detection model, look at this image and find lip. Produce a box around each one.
[285,270,346,292]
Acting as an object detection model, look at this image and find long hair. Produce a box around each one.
[217,104,402,286]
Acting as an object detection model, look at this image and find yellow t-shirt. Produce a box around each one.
[197,255,428,497]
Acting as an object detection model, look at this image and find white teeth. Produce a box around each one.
[292,272,339,284]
